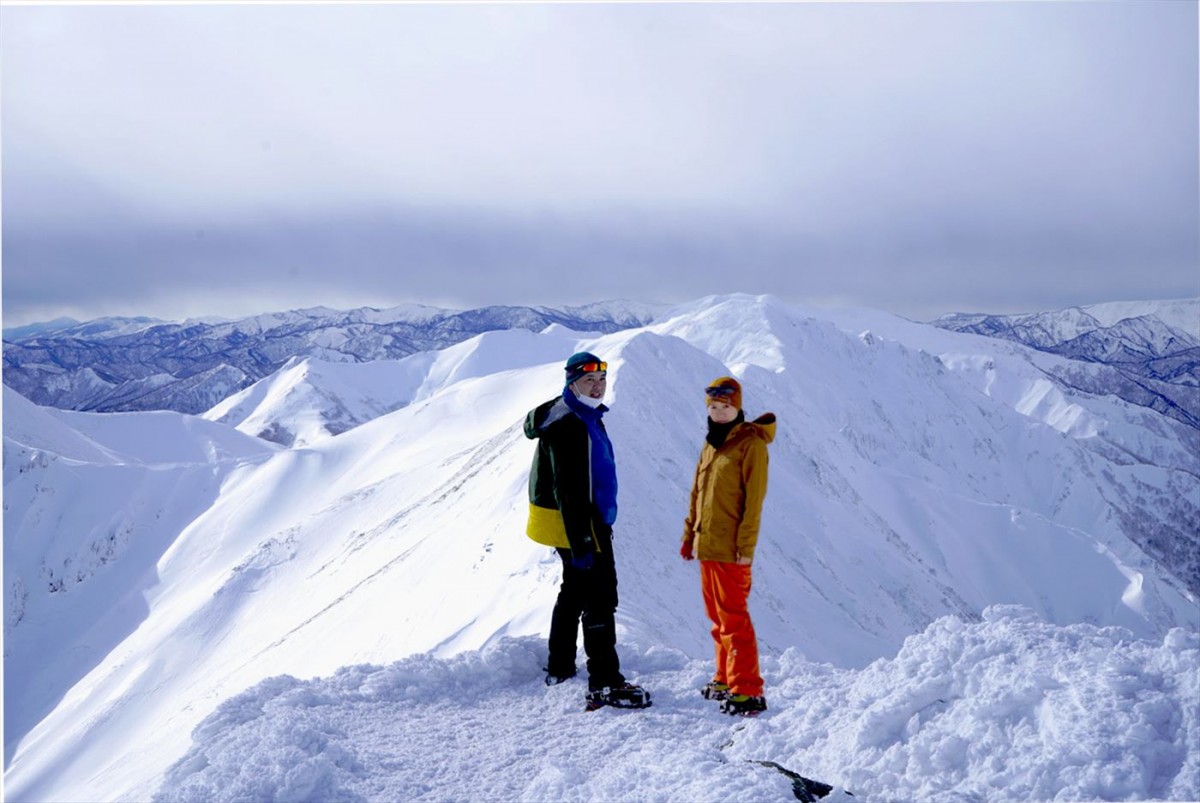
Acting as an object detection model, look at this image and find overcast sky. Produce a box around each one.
[2,1,1197,327]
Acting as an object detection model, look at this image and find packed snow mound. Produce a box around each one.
[153,607,1198,803]
[770,606,1199,803]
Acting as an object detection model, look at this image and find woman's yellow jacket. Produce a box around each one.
[681,413,775,562]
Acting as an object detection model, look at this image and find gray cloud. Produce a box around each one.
[3,2,1196,326]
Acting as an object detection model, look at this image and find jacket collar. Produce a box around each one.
[562,386,608,419]
[708,413,777,449]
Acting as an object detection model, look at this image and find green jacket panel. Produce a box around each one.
[524,396,602,557]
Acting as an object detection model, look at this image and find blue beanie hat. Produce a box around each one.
[564,351,605,386]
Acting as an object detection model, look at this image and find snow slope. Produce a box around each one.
[4,295,1197,802]
[2,388,279,766]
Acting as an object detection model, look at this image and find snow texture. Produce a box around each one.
[152,608,1198,803]
[4,294,1198,802]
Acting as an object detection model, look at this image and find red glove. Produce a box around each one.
[680,539,694,561]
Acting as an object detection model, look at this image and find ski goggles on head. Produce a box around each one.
[705,384,737,399]
[574,361,607,374]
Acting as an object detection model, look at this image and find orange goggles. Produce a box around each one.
[575,361,607,373]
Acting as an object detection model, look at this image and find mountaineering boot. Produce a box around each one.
[720,694,767,717]
[700,680,730,701]
[584,682,652,711]
[544,666,577,686]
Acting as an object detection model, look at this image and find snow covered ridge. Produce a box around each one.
[202,326,587,447]
[1,300,666,415]
[932,298,1199,429]
[4,293,1198,801]
[151,607,1198,803]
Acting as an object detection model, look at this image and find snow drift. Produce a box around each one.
[150,607,1199,803]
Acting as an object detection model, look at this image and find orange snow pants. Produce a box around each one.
[700,560,763,697]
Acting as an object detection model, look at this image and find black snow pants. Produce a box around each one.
[547,528,624,690]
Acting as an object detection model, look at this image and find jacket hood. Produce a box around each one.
[524,398,561,440]
[525,389,610,440]
[743,412,777,444]
[524,407,543,440]
[707,412,776,451]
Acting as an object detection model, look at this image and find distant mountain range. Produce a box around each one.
[2,302,664,415]
[5,297,1196,431]
[931,299,1199,429]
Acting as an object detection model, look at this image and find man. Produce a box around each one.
[524,351,650,712]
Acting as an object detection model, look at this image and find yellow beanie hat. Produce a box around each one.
[705,376,742,410]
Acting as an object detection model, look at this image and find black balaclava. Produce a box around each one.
[706,409,745,448]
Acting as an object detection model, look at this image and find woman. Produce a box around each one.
[679,376,775,716]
